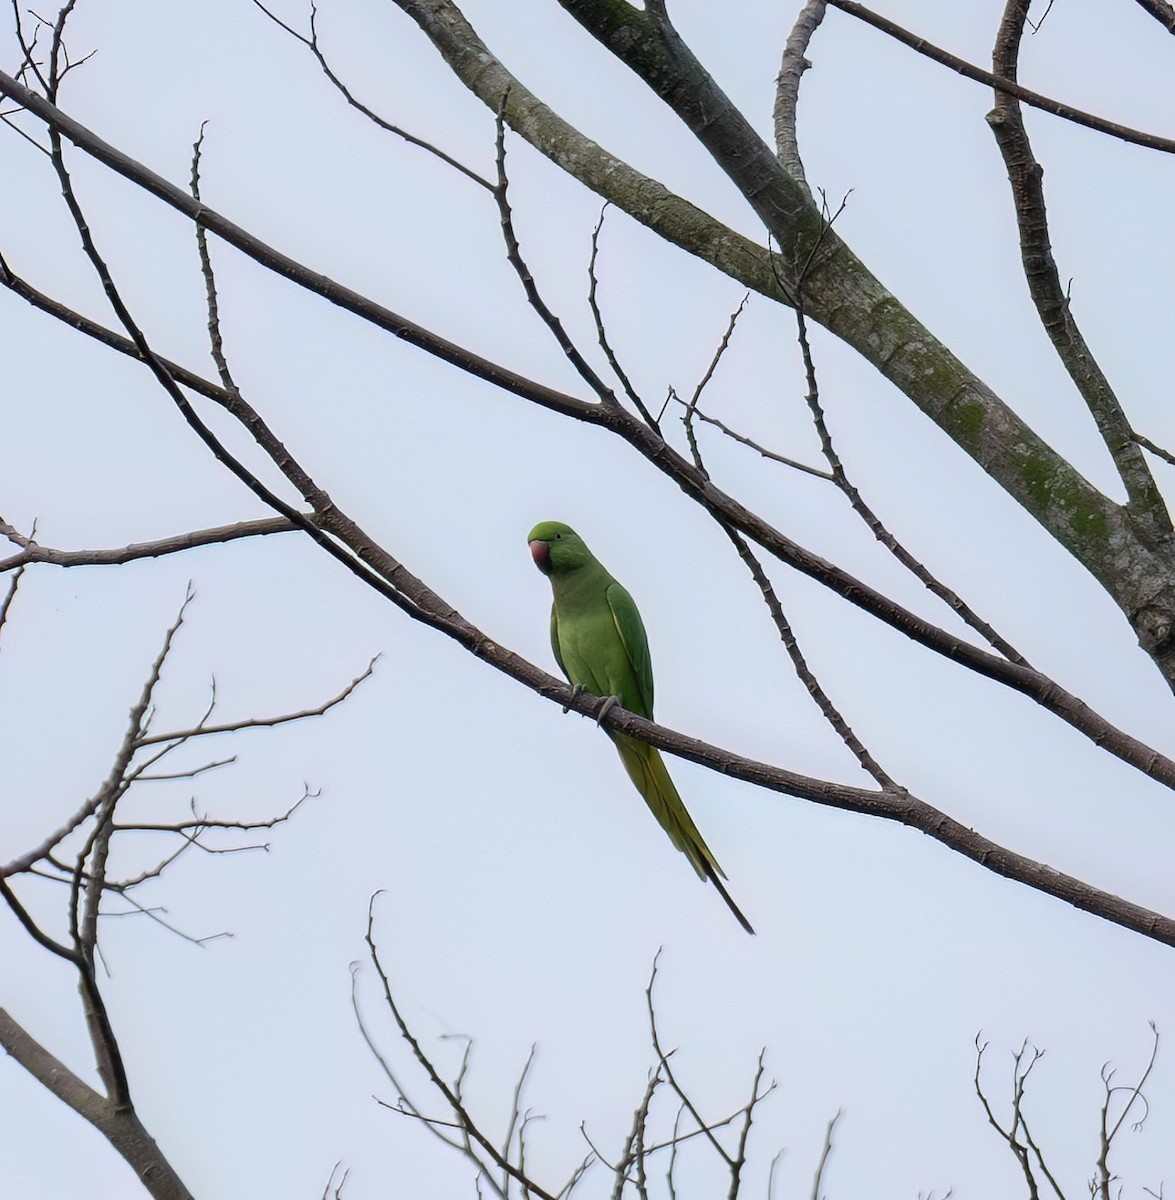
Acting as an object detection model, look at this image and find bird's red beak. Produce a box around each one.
[529,539,552,574]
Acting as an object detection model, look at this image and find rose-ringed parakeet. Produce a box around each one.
[528,521,753,934]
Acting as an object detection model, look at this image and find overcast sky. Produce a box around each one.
[4,2,1175,1197]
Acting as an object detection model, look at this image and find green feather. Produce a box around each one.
[528,521,754,934]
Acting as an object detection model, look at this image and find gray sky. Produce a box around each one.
[3,1,1175,1196]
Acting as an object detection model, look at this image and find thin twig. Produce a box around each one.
[810,1110,840,1200]
[365,899,559,1200]
[493,96,619,406]
[681,294,748,479]
[791,301,1030,664]
[137,658,377,746]
[645,953,733,1169]
[250,0,493,188]
[723,524,897,788]
[587,205,660,429]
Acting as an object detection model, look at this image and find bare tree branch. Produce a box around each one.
[723,523,896,788]
[364,898,560,1200]
[250,0,493,189]
[1133,0,1175,33]
[774,0,827,185]
[0,557,25,643]
[1094,1023,1161,1198]
[987,0,1168,534]
[137,658,377,747]
[494,97,619,406]
[587,206,662,430]
[0,516,297,572]
[824,0,1175,154]
[810,1110,840,1200]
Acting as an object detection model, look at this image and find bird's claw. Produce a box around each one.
[595,695,619,727]
[562,683,584,714]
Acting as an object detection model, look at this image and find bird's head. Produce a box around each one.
[527,521,591,577]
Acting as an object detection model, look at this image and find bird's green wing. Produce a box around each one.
[605,581,654,718]
[549,603,569,682]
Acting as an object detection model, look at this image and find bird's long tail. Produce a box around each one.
[613,733,755,935]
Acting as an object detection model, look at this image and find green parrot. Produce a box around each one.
[528,520,754,934]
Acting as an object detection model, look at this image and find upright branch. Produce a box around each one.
[774,0,828,185]
[973,1030,1161,1199]
[974,1037,1066,1199]
[587,206,662,430]
[810,1110,840,1200]
[1093,1023,1160,1199]
[986,0,1170,538]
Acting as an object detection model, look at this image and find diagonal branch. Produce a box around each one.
[250,0,493,189]
[364,900,559,1200]
[1133,0,1175,32]
[789,299,1029,665]
[493,97,618,405]
[723,523,896,788]
[825,0,1175,154]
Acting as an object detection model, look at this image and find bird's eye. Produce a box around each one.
[555,533,562,539]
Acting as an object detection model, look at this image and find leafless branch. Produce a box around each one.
[987,0,1167,533]
[319,1162,350,1200]
[974,1036,1066,1200]
[645,951,733,1169]
[673,402,832,478]
[1094,1023,1160,1199]
[501,1044,539,1197]
[774,0,827,185]
[810,1110,840,1200]
[0,515,298,571]
[723,523,897,788]
[190,122,240,395]
[729,1051,770,1199]
[0,557,25,643]
[681,294,748,478]
[1133,432,1175,469]
[824,0,1175,154]
[364,897,560,1200]
[494,95,618,406]
[790,299,1030,665]
[137,657,377,746]
[250,0,492,188]
[1133,0,1175,33]
[610,1068,662,1198]
[587,205,661,429]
